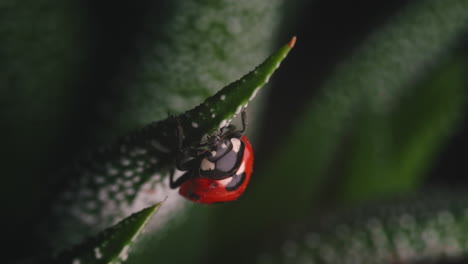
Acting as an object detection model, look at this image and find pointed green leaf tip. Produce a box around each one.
[52,203,162,264]
[179,36,296,145]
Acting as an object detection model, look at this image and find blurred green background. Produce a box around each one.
[2,0,468,263]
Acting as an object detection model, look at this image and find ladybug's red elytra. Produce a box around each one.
[170,108,253,204]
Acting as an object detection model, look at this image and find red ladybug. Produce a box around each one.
[170,108,254,204]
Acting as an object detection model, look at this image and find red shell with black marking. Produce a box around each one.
[179,136,253,204]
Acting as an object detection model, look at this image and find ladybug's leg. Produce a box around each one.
[173,115,197,169]
[239,107,248,134]
[173,115,209,159]
[170,169,193,189]
[174,116,185,150]
[175,154,199,171]
[219,107,248,139]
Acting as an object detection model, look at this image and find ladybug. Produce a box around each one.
[169,108,254,204]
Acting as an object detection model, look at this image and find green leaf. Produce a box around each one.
[339,56,467,203]
[0,0,86,246]
[43,37,295,250]
[256,192,468,263]
[52,203,161,264]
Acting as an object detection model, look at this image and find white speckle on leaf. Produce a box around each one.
[119,245,130,261]
[124,170,133,177]
[110,184,119,192]
[226,17,242,34]
[75,210,96,225]
[121,158,131,166]
[235,105,242,115]
[211,113,216,118]
[305,233,320,248]
[108,167,118,176]
[79,188,92,199]
[72,258,81,264]
[399,214,416,228]
[249,88,260,101]
[219,120,227,128]
[94,247,102,259]
[282,240,298,258]
[116,178,124,186]
[126,188,135,196]
[150,140,170,153]
[124,180,133,188]
[256,253,273,264]
[135,148,147,155]
[98,189,108,202]
[319,245,338,263]
[95,176,105,184]
[438,210,454,224]
[115,192,126,201]
[103,199,117,212]
[394,231,416,260]
[86,201,97,210]
[192,122,199,128]
[220,94,226,100]
[367,217,383,230]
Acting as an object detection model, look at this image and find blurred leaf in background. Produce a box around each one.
[0,0,88,260]
[2,0,468,263]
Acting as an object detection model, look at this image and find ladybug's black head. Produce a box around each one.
[199,134,245,180]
